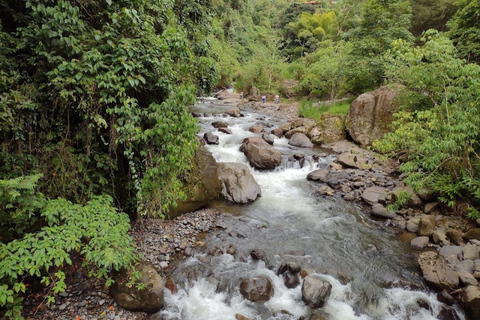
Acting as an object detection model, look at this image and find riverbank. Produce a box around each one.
[21,209,225,320]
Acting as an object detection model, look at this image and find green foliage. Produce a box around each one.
[0,175,45,242]
[342,0,414,93]
[297,40,352,99]
[286,11,339,58]
[375,31,480,218]
[410,0,457,36]
[447,0,480,63]
[298,99,350,122]
[386,190,411,211]
[0,176,139,319]
[0,0,220,216]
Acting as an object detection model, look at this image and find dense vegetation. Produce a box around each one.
[1,0,479,318]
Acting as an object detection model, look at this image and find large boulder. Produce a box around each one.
[240,276,274,302]
[166,148,221,219]
[240,137,282,170]
[225,107,241,117]
[307,169,329,182]
[217,163,261,204]
[289,133,313,148]
[110,262,164,313]
[346,84,405,146]
[418,251,460,291]
[302,275,332,308]
[309,114,346,145]
[204,132,219,145]
[461,285,480,320]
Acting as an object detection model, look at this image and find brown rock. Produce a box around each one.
[235,314,252,320]
[302,275,332,308]
[240,137,282,170]
[307,169,329,182]
[418,215,436,236]
[285,126,310,139]
[217,163,261,204]
[309,114,345,145]
[418,251,460,291]
[336,152,370,170]
[165,279,178,294]
[271,127,283,138]
[346,84,405,146]
[362,187,387,206]
[204,132,219,145]
[461,285,480,320]
[249,124,264,134]
[240,276,274,302]
[464,228,480,241]
[219,128,232,134]
[212,121,229,129]
[225,107,241,117]
[289,133,313,148]
[166,148,221,219]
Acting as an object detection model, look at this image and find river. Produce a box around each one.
[155,99,464,320]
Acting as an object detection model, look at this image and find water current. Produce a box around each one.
[156,99,465,320]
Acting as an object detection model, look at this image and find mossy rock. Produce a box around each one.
[165,147,221,219]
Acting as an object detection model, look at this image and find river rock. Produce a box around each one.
[418,215,436,236]
[225,107,241,117]
[249,124,264,134]
[212,121,229,129]
[239,276,274,302]
[285,126,310,139]
[439,246,463,260]
[406,216,421,233]
[288,133,313,148]
[262,133,276,145]
[302,275,332,308]
[283,272,300,289]
[336,153,370,170]
[424,202,439,214]
[448,229,465,246]
[308,114,345,145]
[437,290,455,306]
[362,187,387,205]
[458,270,478,286]
[307,169,329,182]
[279,122,293,133]
[271,127,283,138]
[204,132,219,145]
[235,314,252,320]
[217,163,261,204]
[219,128,232,134]
[316,185,334,196]
[165,279,178,294]
[418,251,460,291]
[240,137,282,170]
[371,204,396,219]
[166,148,221,218]
[463,244,480,260]
[464,228,480,241]
[110,262,164,313]
[345,84,405,146]
[461,285,480,320]
[411,236,429,249]
[432,228,450,246]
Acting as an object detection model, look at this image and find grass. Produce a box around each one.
[298,99,351,122]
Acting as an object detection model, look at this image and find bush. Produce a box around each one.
[375,31,480,219]
[0,176,139,319]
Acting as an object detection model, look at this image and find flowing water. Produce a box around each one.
[156,99,465,320]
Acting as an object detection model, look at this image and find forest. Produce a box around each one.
[0,0,479,319]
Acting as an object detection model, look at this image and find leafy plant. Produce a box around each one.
[0,176,139,319]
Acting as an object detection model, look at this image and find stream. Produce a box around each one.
[155,98,465,320]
